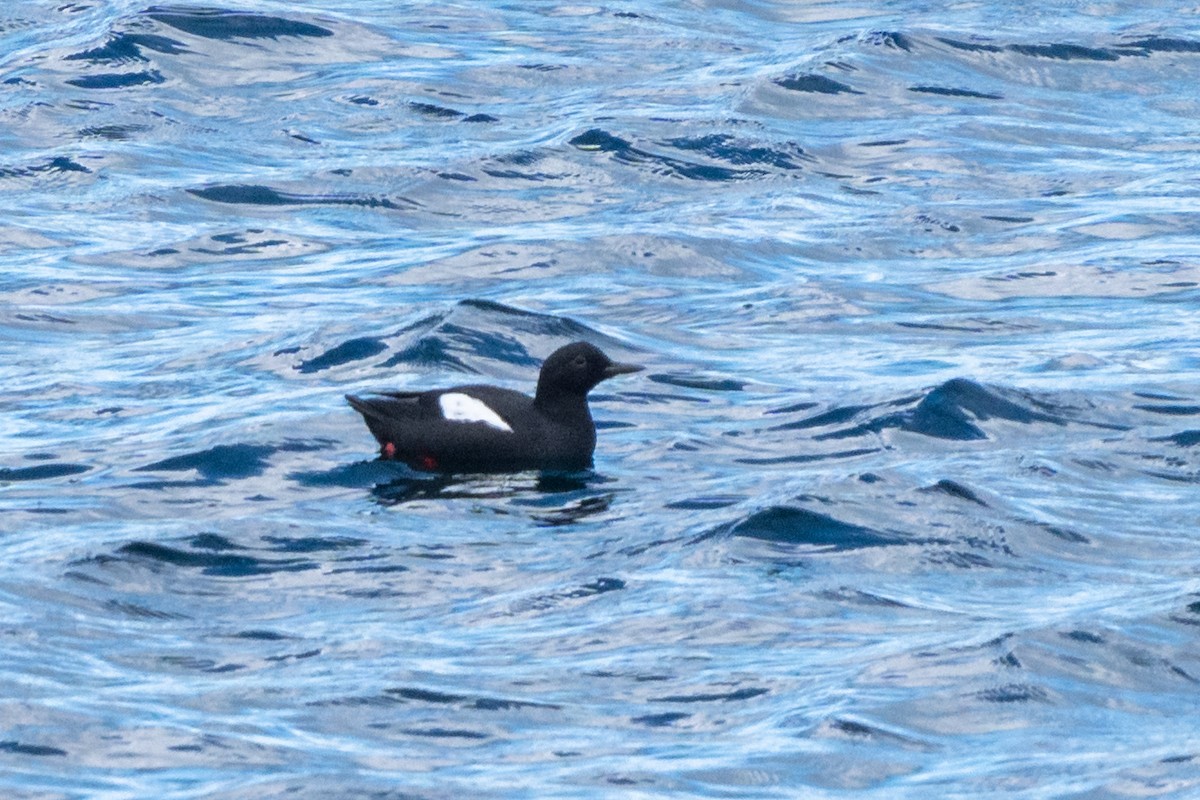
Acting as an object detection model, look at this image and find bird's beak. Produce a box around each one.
[602,361,643,379]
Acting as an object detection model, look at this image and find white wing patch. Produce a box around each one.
[438,393,513,433]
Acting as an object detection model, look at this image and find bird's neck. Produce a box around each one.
[534,388,592,423]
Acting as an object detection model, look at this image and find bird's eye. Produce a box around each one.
[573,355,587,368]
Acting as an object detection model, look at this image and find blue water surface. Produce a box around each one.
[3,0,1200,796]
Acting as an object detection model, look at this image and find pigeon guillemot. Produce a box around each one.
[346,341,642,473]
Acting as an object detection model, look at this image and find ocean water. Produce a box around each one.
[2,0,1200,796]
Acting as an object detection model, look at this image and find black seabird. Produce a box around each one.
[346,341,642,473]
